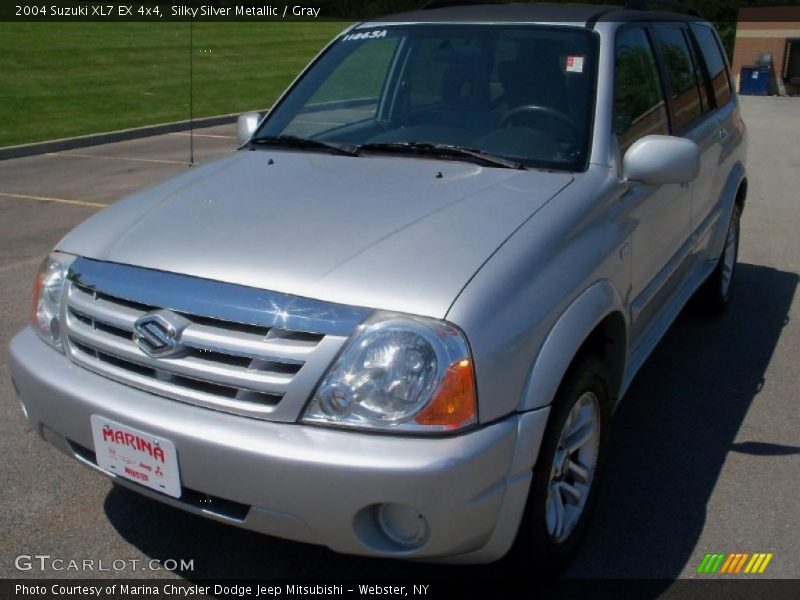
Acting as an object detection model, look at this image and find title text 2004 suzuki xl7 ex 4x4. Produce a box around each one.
[10,2,746,568]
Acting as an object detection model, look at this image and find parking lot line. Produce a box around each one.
[0,191,107,208]
[44,152,187,165]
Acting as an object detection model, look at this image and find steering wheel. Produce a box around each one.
[499,104,579,139]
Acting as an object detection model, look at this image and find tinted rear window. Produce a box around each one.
[690,24,732,108]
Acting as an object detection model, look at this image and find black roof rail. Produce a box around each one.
[420,0,501,10]
[625,0,703,18]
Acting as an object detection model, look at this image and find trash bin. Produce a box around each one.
[740,66,770,95]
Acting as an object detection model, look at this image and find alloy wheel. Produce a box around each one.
[545,391,601,543]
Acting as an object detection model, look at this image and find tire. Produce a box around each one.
[506,355,611,575]
[698,204,741,314]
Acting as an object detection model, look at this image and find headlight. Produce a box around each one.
[303,313,477,433]
[31,252,76,352]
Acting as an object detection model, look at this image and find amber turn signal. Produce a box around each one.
[414,359,476,429]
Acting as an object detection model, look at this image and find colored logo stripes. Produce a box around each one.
[697,552,773,574]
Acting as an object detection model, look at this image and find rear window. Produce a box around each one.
[690,23,733,108]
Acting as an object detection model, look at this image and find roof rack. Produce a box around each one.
[420,0,501,10]
[625,0,703,18]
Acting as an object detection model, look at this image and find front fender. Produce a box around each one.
[518,280,627,412]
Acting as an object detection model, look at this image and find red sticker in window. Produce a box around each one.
[566,55,585,73]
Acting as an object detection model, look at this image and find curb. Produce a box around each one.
[0,111,259,161]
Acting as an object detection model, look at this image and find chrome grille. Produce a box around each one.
[63,258,370,421]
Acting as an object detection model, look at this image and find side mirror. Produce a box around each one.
[622,135,700,185]
[236,112,262,146]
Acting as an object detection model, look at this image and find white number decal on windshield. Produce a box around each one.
[342,30,388,42]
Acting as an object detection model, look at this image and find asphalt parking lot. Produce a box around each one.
[1,97,798,583]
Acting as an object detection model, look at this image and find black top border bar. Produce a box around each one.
[3,1,800,22]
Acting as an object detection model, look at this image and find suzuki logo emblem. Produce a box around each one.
[133,311,186,358]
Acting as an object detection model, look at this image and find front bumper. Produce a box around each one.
[10,328,549,563]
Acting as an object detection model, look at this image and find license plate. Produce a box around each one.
[90,415,181,498]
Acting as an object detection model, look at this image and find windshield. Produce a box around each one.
[254,24,598,171]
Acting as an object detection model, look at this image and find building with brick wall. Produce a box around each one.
[732,5,800,95]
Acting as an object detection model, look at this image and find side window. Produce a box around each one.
[651,26,704,131]
[614,28,669,153]
[690,23,733,108]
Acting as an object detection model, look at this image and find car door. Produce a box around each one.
[689,22,741,260]
[613,25,693,345]
[650,24,722,264]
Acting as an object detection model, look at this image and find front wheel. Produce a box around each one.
[506,356,611,574]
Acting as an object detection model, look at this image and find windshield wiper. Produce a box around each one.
[356,142,523,169]
[249,135,358,156]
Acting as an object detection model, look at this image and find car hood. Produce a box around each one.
[58,150,572,318]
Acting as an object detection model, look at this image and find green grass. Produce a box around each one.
[0,22,348,147]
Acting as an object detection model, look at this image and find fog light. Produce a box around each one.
[376,503,429,548]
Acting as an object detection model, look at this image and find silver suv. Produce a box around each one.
[10,2,746,568]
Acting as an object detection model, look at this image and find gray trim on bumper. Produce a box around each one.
[10,328,549,562]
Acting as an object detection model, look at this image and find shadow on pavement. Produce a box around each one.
[729,440,800,456]
[104,263,797,583]
[562,263,797,579]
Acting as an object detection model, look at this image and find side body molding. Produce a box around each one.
[518,280,627,412]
